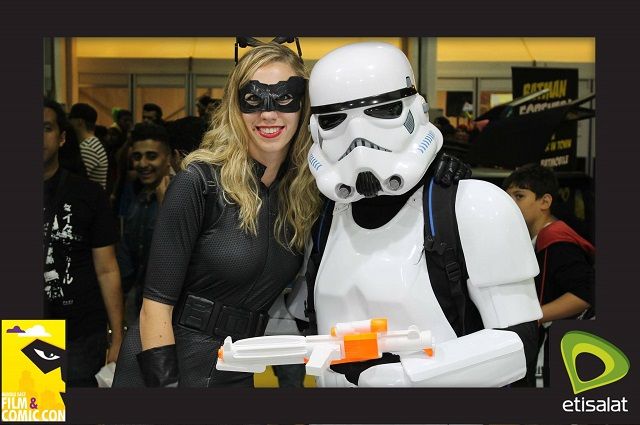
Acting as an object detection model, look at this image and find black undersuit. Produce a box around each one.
[144,161,301,312]
[114,161,303,387]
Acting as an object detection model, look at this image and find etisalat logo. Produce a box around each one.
[560,331,630,413]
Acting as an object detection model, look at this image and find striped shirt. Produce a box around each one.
[79,136,108,189]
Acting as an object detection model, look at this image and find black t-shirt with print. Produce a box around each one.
[43,169,118,340]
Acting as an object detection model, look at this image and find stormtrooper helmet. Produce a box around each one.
[307,42,443,203]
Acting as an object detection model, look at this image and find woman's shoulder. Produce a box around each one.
[176,161,221,196]
[184,160,221,173]
[168,162,211,192]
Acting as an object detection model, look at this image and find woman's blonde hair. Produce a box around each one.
[184,42,321,252]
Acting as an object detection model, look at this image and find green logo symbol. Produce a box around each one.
[561,331,630,394]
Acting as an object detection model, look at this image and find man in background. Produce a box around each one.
[109,109,133,148]
[142,103,164,126]
[116,122,172,324]
[165,95,219,160]
[195,94,215,118]
[68,102,109,189]
[44,98,124,386]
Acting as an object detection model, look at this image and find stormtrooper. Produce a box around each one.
[294,42,543,387]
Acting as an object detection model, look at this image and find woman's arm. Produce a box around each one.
[141,164,207,307]
[135,165,208,387]
[137,299,179,387]
[140,298,175,349]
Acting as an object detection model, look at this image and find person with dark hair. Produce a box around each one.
[434,116,456,138]
[195,95,214,118]
[106,109,135,211]
[94,125,108,143]
[115,109,134,135]
[57,116,87,178]
[504,163,595,386]
[165,118,204,158]
[195,95,221,120]
[117,122,173,325]
[107,109,133,146]
[68,103,109,189]
[162,95,222,160]
[142,103,163,126]
[107,109,133,151]
[43,98,124,387]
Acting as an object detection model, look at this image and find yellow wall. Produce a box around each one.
[437,37,595,63]
[75,37,595,63]
[75,37,403,60]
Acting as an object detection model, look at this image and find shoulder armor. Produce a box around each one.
[455,179,539,287]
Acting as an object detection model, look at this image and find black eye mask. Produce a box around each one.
[238,76,306,113]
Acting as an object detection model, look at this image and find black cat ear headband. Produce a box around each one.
[234,37,303,64]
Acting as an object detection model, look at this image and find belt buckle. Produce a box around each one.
[178,295,215,332]
[215,305,255,340]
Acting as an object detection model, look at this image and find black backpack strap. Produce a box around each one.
[302,252,320,336]
[303,196,334,335]
[313,197,335,256]
[172,162,225,328]
[189,162,224,232]
[423,174,471,337]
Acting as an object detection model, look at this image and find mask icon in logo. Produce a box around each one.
[561,331,630,394]
[21,339,66,376]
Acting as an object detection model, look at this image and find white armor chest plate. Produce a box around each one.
[315,189,458,344]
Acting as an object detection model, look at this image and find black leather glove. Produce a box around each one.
[433,152,472,187]
[330,352,400,385]
[136,344,179,387]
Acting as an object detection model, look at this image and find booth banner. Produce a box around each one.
[512,67,579,171]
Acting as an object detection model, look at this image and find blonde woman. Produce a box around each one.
[115,42,321,388]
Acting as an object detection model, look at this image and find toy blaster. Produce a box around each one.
[216,318,433,376]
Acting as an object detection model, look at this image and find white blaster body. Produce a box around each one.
[216,318,433,377]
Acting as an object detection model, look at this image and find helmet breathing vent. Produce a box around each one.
[356,171,382,198]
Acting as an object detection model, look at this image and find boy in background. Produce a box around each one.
[504,163,594,386]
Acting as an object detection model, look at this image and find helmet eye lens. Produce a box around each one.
[318,113,347,130]
[364,101,403,119]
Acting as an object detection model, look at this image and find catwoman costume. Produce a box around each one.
[113,160,302,387]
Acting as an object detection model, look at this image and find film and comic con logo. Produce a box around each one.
[561,330,630,413]
[1,320,66,422]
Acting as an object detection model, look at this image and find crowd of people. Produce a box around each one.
[44,94,221,387]
[43,40,594,390]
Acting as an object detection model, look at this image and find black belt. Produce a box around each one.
[175,294,269,341]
